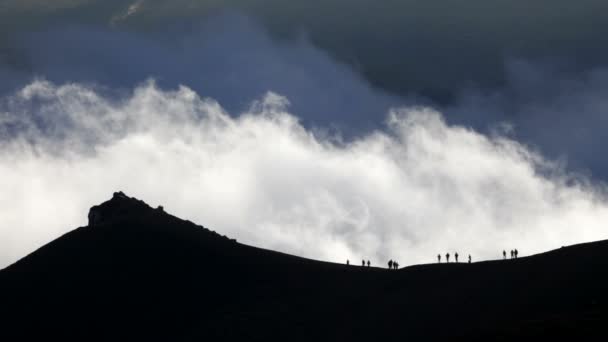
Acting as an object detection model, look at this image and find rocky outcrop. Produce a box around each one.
[88,191,155,227]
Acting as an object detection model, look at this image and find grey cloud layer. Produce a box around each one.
[445,61,608,178]
[1,14,402,133]
[4,0,608,100]
[2,80,608,269]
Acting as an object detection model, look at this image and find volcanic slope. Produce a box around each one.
[2,192,608,341]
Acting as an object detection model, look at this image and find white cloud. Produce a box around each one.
[110,0,145,25]
[1,80,608,269]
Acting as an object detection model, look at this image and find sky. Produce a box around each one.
[1,1,608,268]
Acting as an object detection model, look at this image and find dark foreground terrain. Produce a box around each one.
[2,193,608,341]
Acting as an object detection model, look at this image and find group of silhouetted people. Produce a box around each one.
[503,249,519,259]
[346,259,372,267]
[437,252,472,264]
[346,259,399,269]
[347,248,521,270]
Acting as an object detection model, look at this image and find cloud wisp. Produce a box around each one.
[1,80,608,269]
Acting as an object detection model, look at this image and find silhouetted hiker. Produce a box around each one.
[388,260,393,269]
[468,255,471,264]
[362,259,365,267]
[394,261,399,269]
[514,249,519,258]
[503,250,507,259]
[455,252,459,263]
[446,253,450,263]
[438,254,441,263]
[510,250,514,259]
[347,259,350,265]
[367,260,371,267]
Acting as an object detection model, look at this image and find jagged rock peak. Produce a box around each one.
[88,191,163,227]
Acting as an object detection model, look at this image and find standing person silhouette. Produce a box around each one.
[394,261,399,269]
[468,255,471,264]
[362,259,365,267]
[503,250,507,259]
[510,250,514,259]
[455,252,459,263]
[347,259,350,265]
[514,249,519,258]
[388,260,393,269]
[437,254,441,263]
[367,260,371,267]
[446,253,450,263]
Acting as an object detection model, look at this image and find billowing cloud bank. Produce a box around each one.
[3,13,608,180]
[1,80,608,268]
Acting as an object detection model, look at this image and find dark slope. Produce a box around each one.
[2,192,608,341]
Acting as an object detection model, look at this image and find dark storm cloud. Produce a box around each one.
[114,0,608,102]
[4,0,608,101]
[444,60,608,179]
[2,13,402,134]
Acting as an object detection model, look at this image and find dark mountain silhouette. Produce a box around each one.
[2,192,608,341]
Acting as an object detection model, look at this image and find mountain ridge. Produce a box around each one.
[1,192,608,341]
